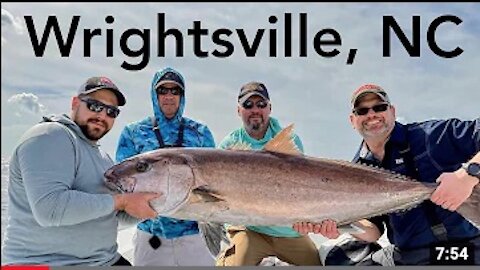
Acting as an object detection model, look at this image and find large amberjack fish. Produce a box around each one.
[104,125,479,229]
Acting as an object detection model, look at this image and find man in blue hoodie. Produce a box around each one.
[2,77,159,266]
[116,67,216,266]
[215,82,321,266]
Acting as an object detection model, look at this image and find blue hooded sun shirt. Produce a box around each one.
[116,67,215,239]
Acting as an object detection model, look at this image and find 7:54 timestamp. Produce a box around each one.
[430,243,475,265]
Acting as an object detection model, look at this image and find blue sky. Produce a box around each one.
[1,3,479,160]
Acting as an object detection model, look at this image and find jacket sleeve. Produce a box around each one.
[430,118,480,158]
[116,126,139,162]
[452,118,480,153]
[17,127,114,227]
[201,126,216,148]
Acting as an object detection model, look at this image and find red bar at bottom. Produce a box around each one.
[2,266,49,270]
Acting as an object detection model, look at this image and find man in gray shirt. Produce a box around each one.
[2,77,160,266]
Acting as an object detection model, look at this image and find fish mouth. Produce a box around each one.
[104,174,137,193]
[104,179,127,193]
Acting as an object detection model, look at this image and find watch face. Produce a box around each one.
[467,163,480,176]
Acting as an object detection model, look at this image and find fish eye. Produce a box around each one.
[136,160,151,173]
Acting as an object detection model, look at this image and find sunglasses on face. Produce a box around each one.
[242,99,269,110]
[79,97,120,118]
[157,87,182,96]
[352,103,390,116]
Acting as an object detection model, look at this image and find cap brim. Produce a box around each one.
[238,92,269,105]
[82,87,126,106]
[155,80,185,90]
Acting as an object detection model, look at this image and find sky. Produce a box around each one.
[1,3,479,160]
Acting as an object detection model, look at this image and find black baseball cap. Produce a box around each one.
[238,82,270,104]
[154,71,185,91]
[78,76,126,106]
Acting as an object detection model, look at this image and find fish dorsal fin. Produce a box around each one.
[326,158,418,182]
[226,142,252,151]
[263,124,302,156]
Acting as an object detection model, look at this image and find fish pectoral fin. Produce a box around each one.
[457,184,480,229]
[191,186,225,203]
[198,222,230,257]
[263,123,302,156]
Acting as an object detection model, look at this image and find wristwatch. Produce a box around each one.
[462,162,480,180]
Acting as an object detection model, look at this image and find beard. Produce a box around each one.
[247,115,264,131]
[72,108,111,141]
[360,121,391,139]
[250,123,261,130]
[77,119,109,141]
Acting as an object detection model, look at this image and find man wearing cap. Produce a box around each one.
[215,82,321,266]
[2,77,160,266]
[115,67,215,266]
[296,84,480,265]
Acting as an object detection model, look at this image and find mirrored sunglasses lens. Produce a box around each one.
[171,88,180,95]
[88,102,104,113]
[243,100,253,109]
[106,108,119,118]
[257,101,267,108]
[158,88,167,95]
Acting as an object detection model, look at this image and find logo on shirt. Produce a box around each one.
[395,158,404,165]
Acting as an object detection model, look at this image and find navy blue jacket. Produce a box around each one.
[353,118,479,250]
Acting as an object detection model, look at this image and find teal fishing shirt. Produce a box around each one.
[218,117,304,238]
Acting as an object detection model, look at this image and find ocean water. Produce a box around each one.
[1,157,10,262]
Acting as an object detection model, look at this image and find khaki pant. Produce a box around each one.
[216,227,321,266]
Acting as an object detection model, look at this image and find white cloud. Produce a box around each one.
[1,3,479,158]
[1,8,24,44]
[7,93,47,116]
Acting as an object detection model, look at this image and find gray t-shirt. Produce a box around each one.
[2,114,121,266]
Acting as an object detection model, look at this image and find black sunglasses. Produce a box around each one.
[242,99,269,110]
[157,87,183,96]
[79,97,120,118]
[353,103,390,116]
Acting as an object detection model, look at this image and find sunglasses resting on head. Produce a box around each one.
[79,96,120,118]
[352,102,390,116]
[241,99,269,110]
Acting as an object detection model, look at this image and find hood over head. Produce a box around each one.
[150,67,186,125]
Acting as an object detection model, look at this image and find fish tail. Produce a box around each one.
[457,184,480,229]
